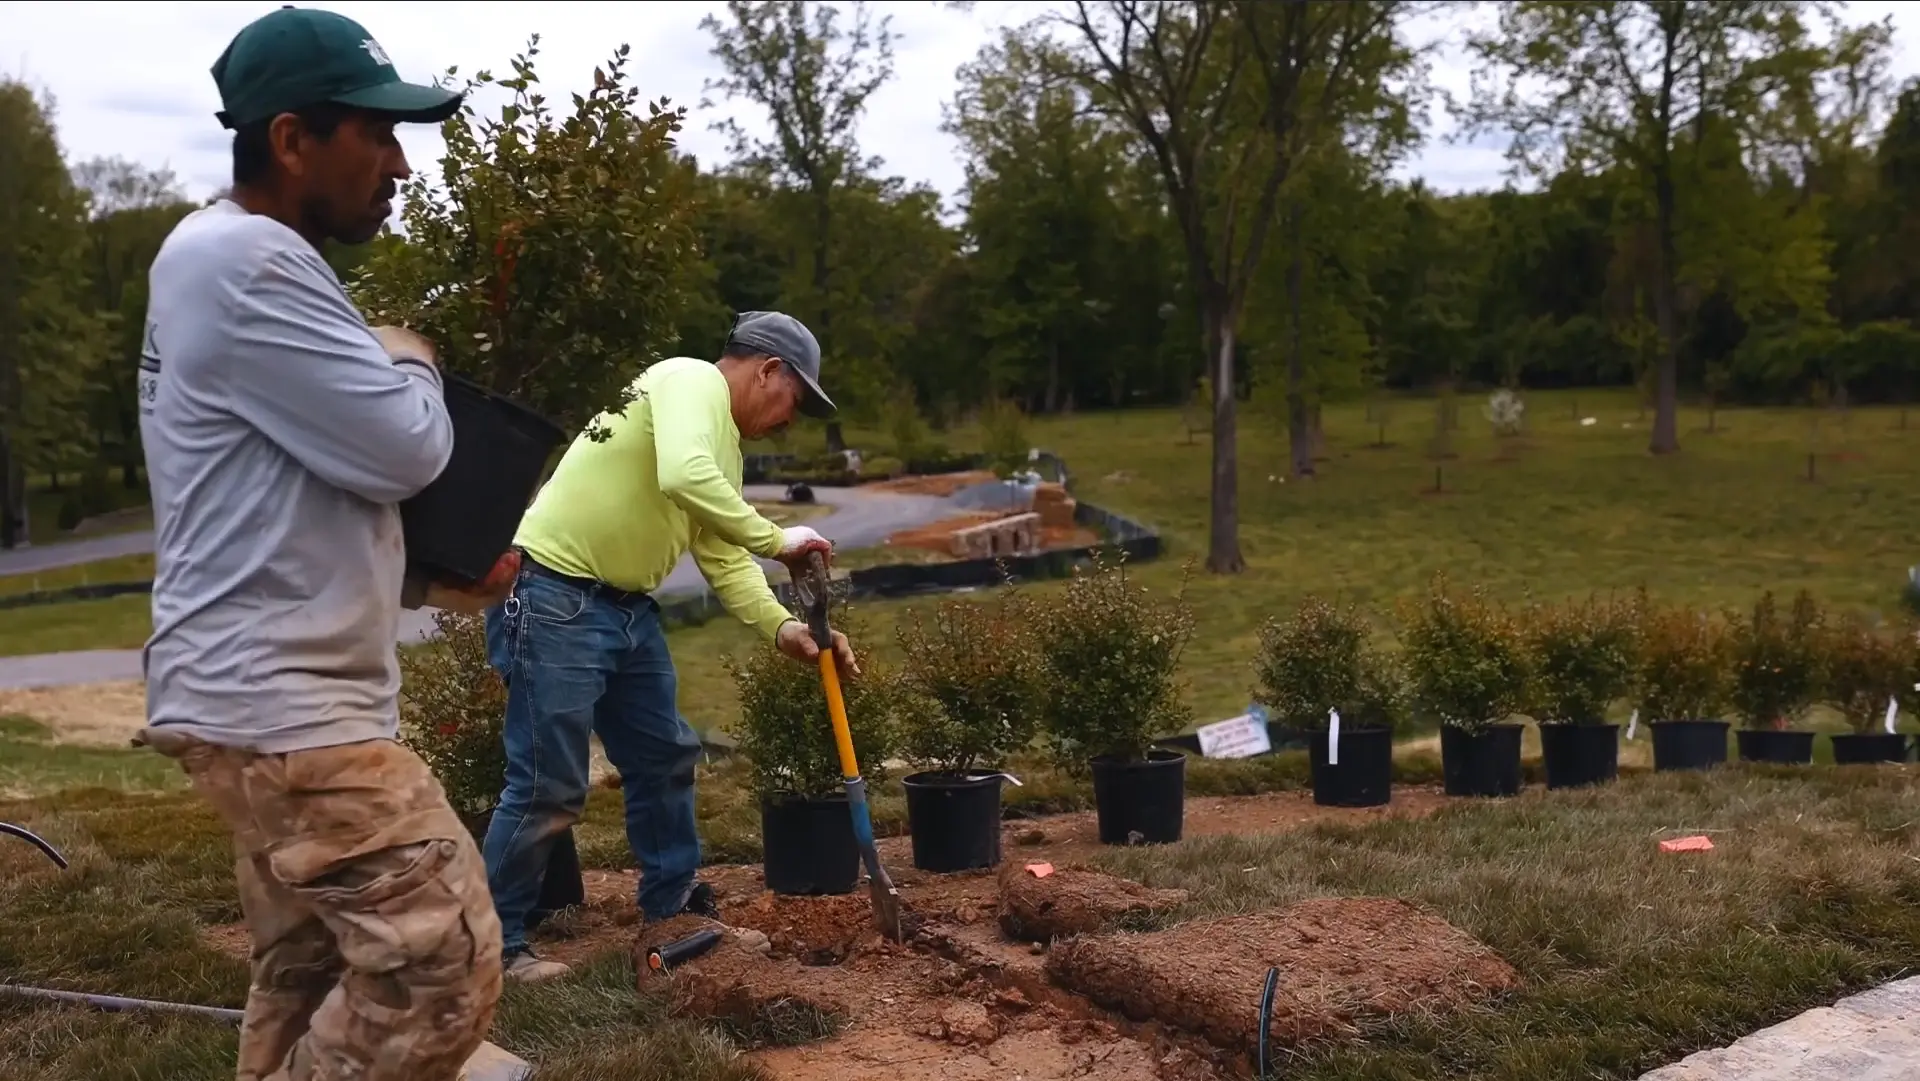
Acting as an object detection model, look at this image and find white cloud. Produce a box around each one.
[5,0,1918,212]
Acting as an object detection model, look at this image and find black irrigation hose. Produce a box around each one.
[1257,965,1280,1079]
[0,822,68,869]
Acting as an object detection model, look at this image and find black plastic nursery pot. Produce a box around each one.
[1538,722,1620,790]
[902,771,1005,873]
[760,794,859,896]
[1439,723,1524,798]
[1308,727,1393,808]
[1649,719,1731,772]
[1089,749,1186,845]
[399,373,568,585]
[1736,728,1816,765]
[1830,732,1911,765]
[463,812,584,927]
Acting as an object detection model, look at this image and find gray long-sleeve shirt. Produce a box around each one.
[138,199,453,753]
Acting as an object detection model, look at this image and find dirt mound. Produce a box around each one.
[720,892,884,964]
[862,471,998,497]
[1047,897,1521,1054]
[998,863,1189,942]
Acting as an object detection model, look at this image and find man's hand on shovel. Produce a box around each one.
[776,619,860,676]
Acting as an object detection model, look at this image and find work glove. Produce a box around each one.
[777,620,862,677]
[774,525,833,567]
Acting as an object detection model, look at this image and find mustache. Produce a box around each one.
[375,184,397,201]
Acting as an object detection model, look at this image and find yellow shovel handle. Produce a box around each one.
[819,649,860,781]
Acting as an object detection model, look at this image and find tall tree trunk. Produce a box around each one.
[0,429,22,549]
[1286,202,1313,477]
[1206,301,1243,574]
[1649,175,1682,456]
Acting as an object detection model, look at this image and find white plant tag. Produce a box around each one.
[1626,709,1639,741]
[1886,697,1899,735]
[1328,708,1342,766]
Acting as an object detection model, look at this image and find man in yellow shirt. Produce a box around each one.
[480,311,855,982]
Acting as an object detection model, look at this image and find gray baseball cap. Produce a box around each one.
[725,311,836,419]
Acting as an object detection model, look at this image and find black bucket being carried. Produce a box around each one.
[401,373,568,585]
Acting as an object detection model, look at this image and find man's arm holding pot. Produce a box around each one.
[220,246,453,505]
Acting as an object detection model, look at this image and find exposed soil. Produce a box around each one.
[0,681,148,747]
[198,787,1478,1079]
[861,471,998,497]
[881,512,1100,559]
[997,863,1189,942]
[1048,898,1523,1055]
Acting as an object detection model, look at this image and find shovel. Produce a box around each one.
[790,551,905,941]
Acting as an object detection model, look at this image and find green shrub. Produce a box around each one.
[1521,592,1640,725]
[859,455,905,481]
[1821,616,1917,734]
[1634,597,1730,722]
[1727,590,1827,731]
[1252,596,1405,732]
[1034,553,1194,765]
[887,388,938,462]
[981,398,1030,467]
[397,610,507,818]
[727,605,898,802]
[894,585,1046,774]
[1396,574,1528,732]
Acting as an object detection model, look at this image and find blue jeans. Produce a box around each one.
[480,562,703,952]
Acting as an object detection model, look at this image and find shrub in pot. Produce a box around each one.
[1521,592,1639,790]
[1821,616,1916,764]
[1634,598,1733,771]
[398,609,582,920]
[727,607,898,895]
[1398,575,1529,797]
[1253,596,1406,807]
[1727,590,1826,765]
[352,40,705,584]
[1035,552,1195,845]
[893,585,1046,871]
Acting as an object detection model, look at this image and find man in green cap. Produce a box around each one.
[132,6,515,1079]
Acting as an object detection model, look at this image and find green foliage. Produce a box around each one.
[350,39,704,436]
[893,586,1046,774]
[980,397,1030,466]
[885,387,938,462]
[396,610,508,818]
[1252,596,1406,733]
[1396,575,1529,732]
[1521,592,1641,724]
[857,455,903,481]
[0,82,112,499]
[1821,616,1919,734]
[726,605,897,800]
[1034,552,1194,765]
[1633,596,1731,722]
[1727,590,1829,731]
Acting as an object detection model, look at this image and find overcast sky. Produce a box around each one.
[7,0,1920,215]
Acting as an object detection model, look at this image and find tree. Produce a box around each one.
[700,0,898,449]
[0,82,108,547]
[72,157,195,490]
[1464,1,1853,456]
[1034,0,1424,573]
[351,38,706,437]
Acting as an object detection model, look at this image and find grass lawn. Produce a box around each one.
[8,390,1918,731]
[5,716,1920,1079]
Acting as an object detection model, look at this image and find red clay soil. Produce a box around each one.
[1046,897,1523,1055]
[996,863,1189,942]
[862,471,998,497]
[196,789,1454,971]
[881,513,1100,557]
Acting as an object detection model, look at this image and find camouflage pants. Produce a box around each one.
[137,727,504,1081]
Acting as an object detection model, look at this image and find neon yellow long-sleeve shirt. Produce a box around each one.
[511,356,792,640]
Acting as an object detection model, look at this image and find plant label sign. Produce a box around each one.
[1198,706,1272,759]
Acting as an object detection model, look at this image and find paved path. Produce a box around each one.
[0,529,155,577]
[0,484,959,690]
[1637,976,1920,1081]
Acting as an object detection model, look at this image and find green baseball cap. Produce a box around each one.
[211,5,463,130]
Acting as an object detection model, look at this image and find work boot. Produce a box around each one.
[644,881,720,924]
[501,946,570,984]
